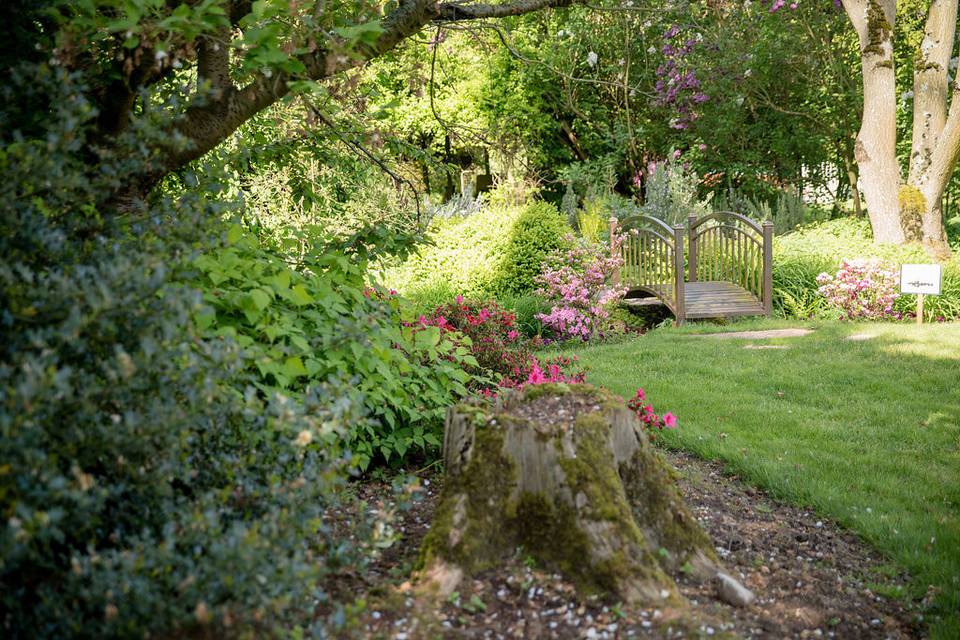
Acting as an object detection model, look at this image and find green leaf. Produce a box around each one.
[249,288,271,311]
[227,223,244,245]
[289,284,312,306]
[283,356,308,378]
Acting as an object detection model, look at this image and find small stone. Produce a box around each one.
[715,572,756,607]
[586,628,600,639]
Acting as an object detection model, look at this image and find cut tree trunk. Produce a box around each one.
[416,384,729,605]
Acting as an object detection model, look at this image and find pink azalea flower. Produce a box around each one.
[663,412,677,428]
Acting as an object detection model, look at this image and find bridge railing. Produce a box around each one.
[687,211,773,314]
[611,215,686,320]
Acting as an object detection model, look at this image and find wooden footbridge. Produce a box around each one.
[610,213,773,325]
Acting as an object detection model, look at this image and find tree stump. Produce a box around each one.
[417,384,720,604]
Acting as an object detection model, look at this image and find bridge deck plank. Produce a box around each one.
[622,280,764,320]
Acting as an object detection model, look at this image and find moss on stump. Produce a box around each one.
[416,384,719,604]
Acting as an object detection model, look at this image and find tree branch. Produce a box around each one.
[158,0,578,185]
[437,0,574,21]
[197,29,235,98]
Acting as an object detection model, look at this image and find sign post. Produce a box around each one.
[900,264,942,324]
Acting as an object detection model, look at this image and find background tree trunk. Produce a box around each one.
[843,0,903,243]
[416,385,731,604]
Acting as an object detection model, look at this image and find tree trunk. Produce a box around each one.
[907,0,957,258]
[843,0,903,243]
[842,153,864,217]
[416,385,735,604]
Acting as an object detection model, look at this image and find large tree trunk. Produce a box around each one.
[907,0,958,258]
[416,385,747,606]
[843,0,903,243]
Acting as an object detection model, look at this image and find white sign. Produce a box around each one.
[900,264,942,295]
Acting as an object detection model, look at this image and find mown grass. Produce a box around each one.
[553,319,960,637]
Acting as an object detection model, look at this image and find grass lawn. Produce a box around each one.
[553,319,960,637]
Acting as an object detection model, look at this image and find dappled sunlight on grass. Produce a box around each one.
[553,318,960,637]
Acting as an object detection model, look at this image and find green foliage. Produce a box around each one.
[713,187,822,235]
[495,201,572,295]
[577,200,607,243]
[497,293,552,338]
[773,218,960,321]
[190,225,475,469]
[0,65,390,638]
[386,199,572,299]
[642,160,711,226]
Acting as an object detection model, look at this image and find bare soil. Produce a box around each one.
[343,449,921,639]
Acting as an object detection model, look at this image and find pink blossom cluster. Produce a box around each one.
[488,354,587,396]
[815,258,901,320]
[626,388,678,437]
[415,296,586,396]
[536,234,626,341]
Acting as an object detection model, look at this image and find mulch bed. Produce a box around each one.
[344,449,921,639]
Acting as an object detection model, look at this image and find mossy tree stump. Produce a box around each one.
[417,384,721,604]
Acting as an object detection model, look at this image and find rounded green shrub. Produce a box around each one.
[494,201,572,295]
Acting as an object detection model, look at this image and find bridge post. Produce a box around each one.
[609,217,620,287]
[673,224,686,326]
[762,221,774,315]
[687,214,698,282]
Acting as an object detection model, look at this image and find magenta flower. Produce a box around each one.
[663,412,677,428]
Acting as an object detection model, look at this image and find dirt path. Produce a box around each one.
[345,449,919,639]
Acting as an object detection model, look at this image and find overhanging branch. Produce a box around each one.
[437,0,574,21]
[162,0,579,178]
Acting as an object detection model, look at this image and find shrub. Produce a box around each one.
[416,298,585,391]
[416,298,526,379]
[816,259,901,320]
[641,158,711,226]
[0,67,392,638]
[576,199,607,243]
[384,200,572,299]
[536,237,625,341]
[497,292,552,338]
[191,225,475,468]
[495,201,572,295]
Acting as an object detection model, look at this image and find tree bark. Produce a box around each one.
[842,152,863,217]
[907,0,957,257]
[843,0,903,243]
[416,385,726,603]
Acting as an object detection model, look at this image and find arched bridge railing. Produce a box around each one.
[613,215,686,319]
[610,212,773,324]
[688,212,772,314]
